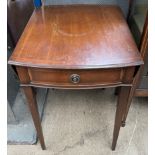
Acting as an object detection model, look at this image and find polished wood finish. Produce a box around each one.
[121,12,148,126]
[22,87,46,150]
[8,5,143,150]
[7,0,34,45]
[112,86,131,150]
[134,12,148,97]
[139,12,148,58]
[28,68,123,86]
[9,5,142,69]
[16,66,135,90]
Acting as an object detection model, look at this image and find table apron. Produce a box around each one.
[16,66,135,88]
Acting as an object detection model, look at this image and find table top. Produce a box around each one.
[9,5,143,69]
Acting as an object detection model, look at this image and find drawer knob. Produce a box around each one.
[70,74,80,84]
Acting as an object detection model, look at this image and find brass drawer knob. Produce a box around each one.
[70,74,80,84]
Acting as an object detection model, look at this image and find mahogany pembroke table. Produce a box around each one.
[8,5,143,150]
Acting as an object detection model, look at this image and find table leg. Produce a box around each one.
[22,86,46,150]
[112,86,131,150]
[121,84,137,127]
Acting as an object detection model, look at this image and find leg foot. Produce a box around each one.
[121,121,126,127]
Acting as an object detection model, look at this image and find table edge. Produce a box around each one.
[8,60,143,69]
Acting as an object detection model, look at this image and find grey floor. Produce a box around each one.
[7,89,47,144]
[7,88,148,155]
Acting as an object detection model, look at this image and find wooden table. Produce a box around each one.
[8,5,143,150]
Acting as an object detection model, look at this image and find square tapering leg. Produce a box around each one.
[22,86,46,150]
[112,86,131,150]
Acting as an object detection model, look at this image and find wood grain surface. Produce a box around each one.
[8,5,143,69]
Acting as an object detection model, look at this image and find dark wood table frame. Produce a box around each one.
[9,5,143,150]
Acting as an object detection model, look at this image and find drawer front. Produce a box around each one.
[28,68,123,87]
